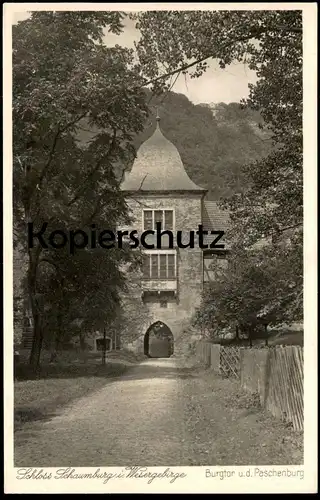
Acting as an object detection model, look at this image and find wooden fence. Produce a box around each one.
[240,348,270,405]
[240,346,303,431]
[266,346,303,431]
[196,341,304,431]
[195,341,212,367]
[220,346,241,379]
[196,342,241,378]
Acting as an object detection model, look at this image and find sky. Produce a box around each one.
[12,10,257,105]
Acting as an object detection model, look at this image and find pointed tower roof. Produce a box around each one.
[121,117,206,193]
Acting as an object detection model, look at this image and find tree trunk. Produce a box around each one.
[79,331,86,351]
[113,330,116,350]
[235,324,239,340]
[50,324,62,363]
[49,348,58,364]
[29,312,43,369]
[265,324,269,346]
[249,326,253,348]
[27,246,42,369]
[116,330,120,350]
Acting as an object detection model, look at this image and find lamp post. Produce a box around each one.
[102,327,107,365]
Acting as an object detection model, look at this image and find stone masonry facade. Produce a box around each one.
[122,193,205,355]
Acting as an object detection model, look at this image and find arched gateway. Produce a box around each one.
[144,321,174,358]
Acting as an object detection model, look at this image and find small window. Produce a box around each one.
[143,209,174,230]
[203,254,228,282]
[167,254,175,279]
[142,253,176,279]
[159,254,167,278]
[164,210,173,230]
[154,210,163,228]
[160,300,168,308]
[151,255,158,278]
[143,211,153,230]
[142,254,150,278]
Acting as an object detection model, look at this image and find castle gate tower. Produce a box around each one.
[120,116,207,356]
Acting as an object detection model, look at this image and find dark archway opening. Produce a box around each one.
[144,321,174,358]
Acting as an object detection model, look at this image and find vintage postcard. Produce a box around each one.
[3,2,318,494]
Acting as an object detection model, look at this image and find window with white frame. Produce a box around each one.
[143,209,174,231]
[142,253,176,279]
[203,252,228,283]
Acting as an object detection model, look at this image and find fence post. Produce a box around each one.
[263,347,272,408]
[239,348,244,388]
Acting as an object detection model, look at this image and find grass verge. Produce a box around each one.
[14,360,129,430]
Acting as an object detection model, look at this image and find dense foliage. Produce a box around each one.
[133,9,302,240]
[193,235,303,341]
[13,12,148,366]
[131,10,303,336]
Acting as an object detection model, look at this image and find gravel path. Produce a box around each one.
[14,358,303,466]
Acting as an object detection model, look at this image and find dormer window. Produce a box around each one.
[143,209,174,231]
